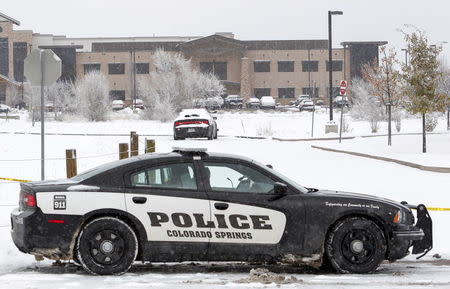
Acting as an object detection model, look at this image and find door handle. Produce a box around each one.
[214,202,229,210]
[132,197,147,204]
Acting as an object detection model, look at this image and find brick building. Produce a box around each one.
[0,12,387,105]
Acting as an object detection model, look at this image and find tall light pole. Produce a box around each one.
[328,10,343,121]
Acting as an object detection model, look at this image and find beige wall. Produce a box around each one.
[75,46,352,105]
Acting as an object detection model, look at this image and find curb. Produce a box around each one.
[311,145,450,174]
[274,131,449,142]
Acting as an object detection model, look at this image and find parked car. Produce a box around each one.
[295,95,311,106]
[298,99,315,111]
[0,104,11,114]
[173,108,218,140]
[111,100,125,110]
[260,96,276,109]
[333,96,351,108]
[205,97,224,110]
[224,95,243,109]
[132,99,145,110]
[10,147,431,275]
[245,97,261,109]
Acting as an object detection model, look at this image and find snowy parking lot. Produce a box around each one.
[0,111,449,288]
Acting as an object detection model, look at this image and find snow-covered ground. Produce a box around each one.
[0,110,449,288]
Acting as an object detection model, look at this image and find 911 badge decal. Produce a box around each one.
[53,195,66,210]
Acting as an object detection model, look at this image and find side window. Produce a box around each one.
[204,162,275,194]
[130,163,197,190]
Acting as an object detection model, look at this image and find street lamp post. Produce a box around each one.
[328,10,343,121]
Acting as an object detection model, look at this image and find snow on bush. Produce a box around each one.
[138,49,224,122]
[256,122,274,137]
[425,113,440,132]
[75,71,109,121]
[350,78,385,133]
[46,81,75,121]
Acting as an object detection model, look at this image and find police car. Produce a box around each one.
[173,109,218,140]
[10,148,432,275]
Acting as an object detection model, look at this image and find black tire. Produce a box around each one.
[213,128,218,139]
[325,217,386,274]
[77,217,138,275]
[207,129,213,140]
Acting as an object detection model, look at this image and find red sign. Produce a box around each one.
[339,80,347,96]
[340,88,347,96]
[340,80,347,88]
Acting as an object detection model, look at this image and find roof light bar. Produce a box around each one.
[172,147,208,153]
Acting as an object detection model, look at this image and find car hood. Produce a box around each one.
[312,189,410,211]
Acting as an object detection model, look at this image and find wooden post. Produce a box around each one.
[130,131,139,156]
[145,139,155,153]
[119,143,129,160]
[65,149,77,178]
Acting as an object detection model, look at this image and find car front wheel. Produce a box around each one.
[325,217,386,274]
[77,217,138,275]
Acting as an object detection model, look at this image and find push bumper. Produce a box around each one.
[389,204,432,260]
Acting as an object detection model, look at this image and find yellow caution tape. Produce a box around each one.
[426,207,450,211]
[0,177,31,183]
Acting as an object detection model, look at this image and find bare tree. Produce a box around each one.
[350,78,386,133]
[401,28,447,153]
[138,49,224,121]
[362,46,403,145]
[75,71,109,121]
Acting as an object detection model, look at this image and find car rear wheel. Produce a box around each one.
[77,217,138,275]
[325,217,386,274]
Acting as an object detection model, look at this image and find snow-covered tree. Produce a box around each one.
[350,78,385,133]
[46,81,75,120]
[362,46,403,144]
[75,71,109,121]
[401,28,447,153]
[438,60,450,130]
[138,49,224,121]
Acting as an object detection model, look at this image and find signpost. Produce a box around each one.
[24,49,62,180]
[338,80,347,143]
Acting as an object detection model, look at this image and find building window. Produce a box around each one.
[326,60,343,72]
[0,83,6,103]
[253,61,270,72]
[84,64,101,74]
[13,42,27,82]
[278,88,295,98]
[301,61,318,72]
[327,87,341,97]
[254,88,271,98]
[302,87,319,98]
[0,38,9,76]
[277,61,294,72]
[199,62,227,80]
[108,63,125,75]
[135,63,149,74]
[109,90,125,100]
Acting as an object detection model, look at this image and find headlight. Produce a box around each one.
[393,210,406,224]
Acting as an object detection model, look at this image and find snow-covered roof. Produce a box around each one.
[0,12,20,25]
[0,74,22,86]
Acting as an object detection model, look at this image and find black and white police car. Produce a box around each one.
[11,148,432,275]
[173,109,218,140]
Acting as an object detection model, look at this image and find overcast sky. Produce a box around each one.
[2,0,448,60]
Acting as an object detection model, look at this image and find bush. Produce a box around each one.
[425,113,439,132]
[75,71,109,121]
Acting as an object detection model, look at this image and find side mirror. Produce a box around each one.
[274,182,287,195]
[266,164,273,169]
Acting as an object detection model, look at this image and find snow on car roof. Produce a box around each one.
[175,108,211,120]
